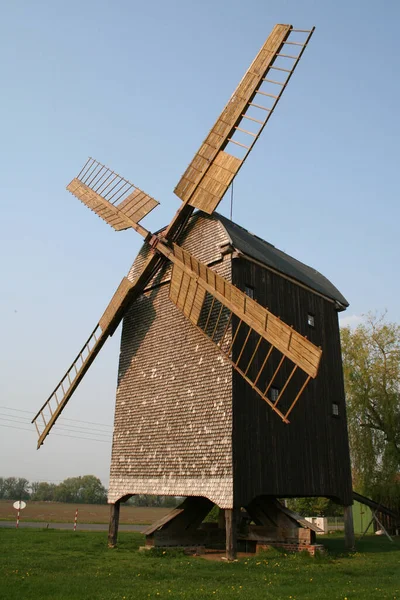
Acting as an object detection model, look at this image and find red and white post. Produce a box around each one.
[16,507,20,529]
[73,508,78,531]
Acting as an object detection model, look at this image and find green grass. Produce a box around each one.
[1,529,399,599]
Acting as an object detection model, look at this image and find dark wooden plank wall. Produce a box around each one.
[232,257,353,507]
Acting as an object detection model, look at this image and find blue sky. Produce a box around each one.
[1,0,399,487]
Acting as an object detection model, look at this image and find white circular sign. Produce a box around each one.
[13,501,26,510]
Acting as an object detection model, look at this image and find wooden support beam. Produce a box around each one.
[344,505,355,551]
[225,508,238,560]
[108,501,120,548]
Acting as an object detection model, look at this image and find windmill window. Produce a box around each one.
[332,402,339,417]
[245,285,254,299]
[270,386,280,403]
[307,313,315,328]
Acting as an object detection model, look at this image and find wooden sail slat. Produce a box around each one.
[67,158,159,236]
[168,244,322,378]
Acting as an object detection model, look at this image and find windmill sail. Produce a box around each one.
[67,158,159,238]
[168,244,321,422]
[174,24,314,214]
[31,277,136,447]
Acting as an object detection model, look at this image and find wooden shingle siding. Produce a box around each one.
[108,220,234,507]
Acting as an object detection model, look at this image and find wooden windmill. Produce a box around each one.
[32,24,354,557]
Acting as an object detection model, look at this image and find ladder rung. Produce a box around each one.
[248,102,272,112]
[235,126,257,137]
[256,90,278,99]
[290,28,312,32]
[241,114,264,125]
[276,53,298,60]
[269,66,292,73]
[227,138,251,150]
[263,78,284,86]
[283,41,305,47]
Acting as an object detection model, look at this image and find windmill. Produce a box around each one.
[32,24,354,557]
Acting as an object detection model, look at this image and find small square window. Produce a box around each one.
[270,386,280,403]
[307,313,315,327]
[332,402,339,416]
[244,285,254,299]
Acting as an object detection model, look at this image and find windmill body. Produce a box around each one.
[32,24,356,556]
[109,213,352,512]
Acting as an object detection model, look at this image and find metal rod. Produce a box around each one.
[274,365,297,406]
[269,65,292,73]
[276,53,298,59]
[204,297,216,334]
[256,90,278,99]
[235,327,252,367]
[98,174,119,196]
[290,28,312,32]
[77,157,92,179]
[248,102,272,112]
[94,170,114,193]
[227,138,251,150]
[88,165,107,189]
[241,113,264,125]
[264,355,285,397]
[234,126,257,137]
[227,319,243,357]
[283,41,305,46]
[218,312,232,351]
[244,336,262,376]
[87,164,104,188]
[285,375,311,419]
[79,157,96,181]
[253,344,274,387]
[211,303,224,341]
[82,160,99,184]
[113,184,135,205]
[108,181,131,203]
[263,78,285,85]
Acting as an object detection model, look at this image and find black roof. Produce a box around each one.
[214,212,349,308]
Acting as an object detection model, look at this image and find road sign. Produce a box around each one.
[13,501,26,510]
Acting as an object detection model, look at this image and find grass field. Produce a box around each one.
[1,529,399,599]
[0,500,169,524]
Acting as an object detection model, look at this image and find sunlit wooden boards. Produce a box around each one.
[99,277,135,332]
[174,24,291,213]
[67,178,159,231]
[169,244,321,378]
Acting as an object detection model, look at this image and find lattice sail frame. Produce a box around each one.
[67,157,159,234]
[174,25,314,214]
[168,244,322,423]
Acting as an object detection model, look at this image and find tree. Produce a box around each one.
[341,313,400,497]
[30,482,57,501]
[54,475,107,504]
[286,497,343,517]
[0,477,30,500]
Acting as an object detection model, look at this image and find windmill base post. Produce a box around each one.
[108,501,120,548]
[225,508,238,560]
[218,508,225,529]
[344,505,355,551]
